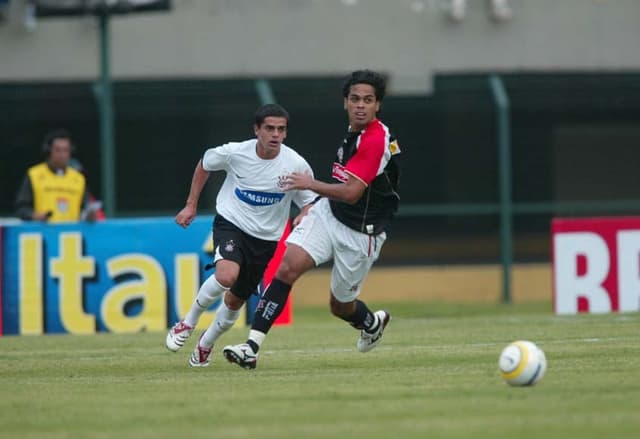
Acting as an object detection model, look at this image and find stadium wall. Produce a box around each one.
[2,73,640,265]
[1,0,640,92]
[2,1,640,266]
[294,264,551,307]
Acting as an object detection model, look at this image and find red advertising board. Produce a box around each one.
[264,222,292,325]
[552,216,640,314]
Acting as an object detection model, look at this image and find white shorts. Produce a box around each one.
[286,198,386,303]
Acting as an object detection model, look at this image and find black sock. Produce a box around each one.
[341,300,376,331]
[250,278,291,334]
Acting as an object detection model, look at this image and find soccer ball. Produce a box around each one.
[498,340,547,386]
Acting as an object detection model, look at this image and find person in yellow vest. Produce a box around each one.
[15,129,98,223]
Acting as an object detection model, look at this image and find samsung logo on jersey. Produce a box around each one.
[235,189,285,206]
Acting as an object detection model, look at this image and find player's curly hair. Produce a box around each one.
[342,70,387,101]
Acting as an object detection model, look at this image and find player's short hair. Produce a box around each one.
[342,70,387,102]
[254,104,290,127]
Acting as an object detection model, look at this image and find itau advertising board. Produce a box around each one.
[1,217,291,336]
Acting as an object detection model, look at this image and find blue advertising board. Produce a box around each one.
[0,217,248,335]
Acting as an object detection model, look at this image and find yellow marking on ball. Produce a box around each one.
[501,341,529,380]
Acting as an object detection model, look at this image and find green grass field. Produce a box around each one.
[1,301,638,439]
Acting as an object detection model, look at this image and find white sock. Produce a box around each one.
[183,275,228,327]
[200,301,240,348]
[248,329,266,349]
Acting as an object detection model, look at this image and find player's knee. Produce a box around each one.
[224,291,244,311]
[275,251,310,284]
[275,259,299,284]
[214,272,236,289]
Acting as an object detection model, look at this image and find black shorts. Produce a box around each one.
[212,215,278,300]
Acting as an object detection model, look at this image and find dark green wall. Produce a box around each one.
[2,73,640,263]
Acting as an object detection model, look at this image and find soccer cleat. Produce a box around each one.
[165,321,194,352]
[189,334,213,368]
[222,343,258,370]
[357,310,391,353]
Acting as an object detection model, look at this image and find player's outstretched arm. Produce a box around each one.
[284,172,365,205]
[175,159,210,228]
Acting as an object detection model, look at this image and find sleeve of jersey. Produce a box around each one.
[344,125,386,186]
[201,143,232,171]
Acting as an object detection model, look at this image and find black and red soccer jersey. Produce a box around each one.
[329,119,401,235]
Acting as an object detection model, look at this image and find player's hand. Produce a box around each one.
[284,172,313,191]
[292,204,313,227]
[32,211,50,222]
[175,205,196,228]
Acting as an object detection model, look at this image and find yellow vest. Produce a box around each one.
[28,163,86,223]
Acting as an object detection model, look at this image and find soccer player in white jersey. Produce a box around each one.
[224,70,401,369]
[166,104,317,367]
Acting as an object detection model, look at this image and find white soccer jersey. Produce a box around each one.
[202,139,317,241]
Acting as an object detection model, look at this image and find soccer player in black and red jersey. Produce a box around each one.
[224,70,401,369]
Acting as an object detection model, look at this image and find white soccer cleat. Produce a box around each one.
[222,343,258,370]
[357,310,391,353]
[165,321,194,352]
[189,334,213,368]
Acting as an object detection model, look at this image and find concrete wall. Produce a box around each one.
[1,0,639,93]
